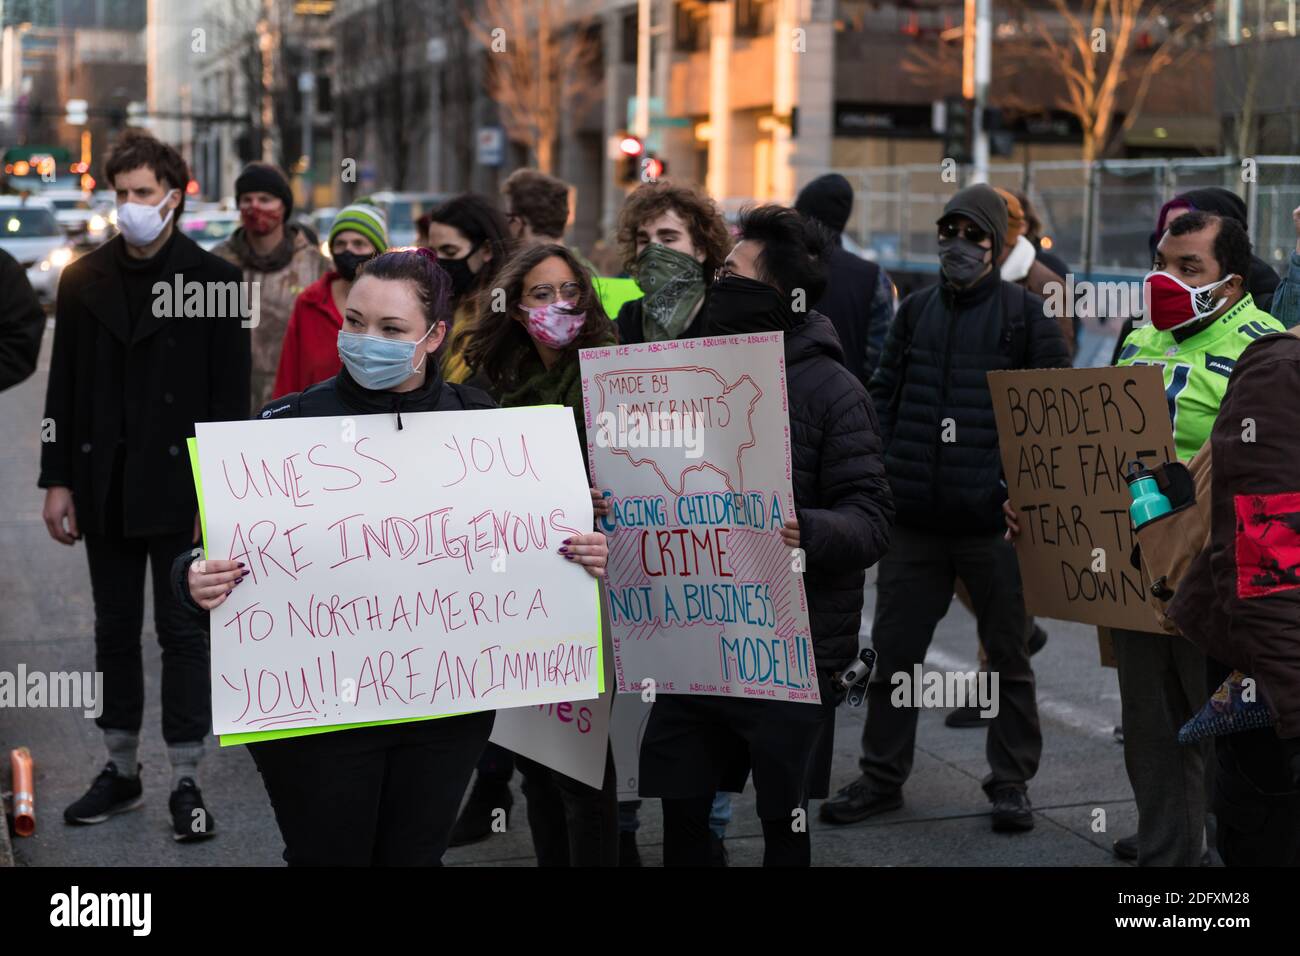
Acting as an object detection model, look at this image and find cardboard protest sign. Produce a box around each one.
[488,591,614,788]
[579,333,818,703]
[989,365,1175,631]
[192,407,600,738]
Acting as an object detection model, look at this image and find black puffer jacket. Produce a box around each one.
[787,311,894,671]
[869,269,1070,536]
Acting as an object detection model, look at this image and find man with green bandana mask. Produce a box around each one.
[613,181,733,347]
[635,242,709,341]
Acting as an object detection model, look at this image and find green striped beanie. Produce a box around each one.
[329,201,388,252]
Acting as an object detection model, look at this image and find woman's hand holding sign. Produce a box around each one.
[188,558,249,610]
[561,531,608,578]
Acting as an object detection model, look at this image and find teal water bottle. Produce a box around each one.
[1125,461,1172,529]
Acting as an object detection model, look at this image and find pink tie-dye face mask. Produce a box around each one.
[518,302,586,348]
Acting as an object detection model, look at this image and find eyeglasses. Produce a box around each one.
[938,221,990,244]
[526,281,583,305]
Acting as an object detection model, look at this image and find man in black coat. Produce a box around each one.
[795,173,896,386]
[637,204,893,867]
[820,183,1070,833]
[0,246,45,392]
[38,131,250,842]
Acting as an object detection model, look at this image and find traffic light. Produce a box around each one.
[942,95,974,166]
[985,107,1014,157]
[617,133,644,184]
[641,154,667,182]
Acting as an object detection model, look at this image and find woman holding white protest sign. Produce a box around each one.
[172,247,609,866]
[459,242,622,866]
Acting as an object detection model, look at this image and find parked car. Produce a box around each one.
[0,196,74,303]
[39,188,111,247]
[367,192,446,248]
[305,206,338,257]
[178,210,240,251]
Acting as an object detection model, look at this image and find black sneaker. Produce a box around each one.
[990,787,1035,832]
[709,832,729,867]
[169,778,216,842]
[619,829,642,868]
[448,781,513,847]
[818,776,903,825]
[1028,624,1049,656]
[1113,833,1138,861]
[944,705,985,728]
[64,762,144,825]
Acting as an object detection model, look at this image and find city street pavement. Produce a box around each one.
[1,325,1134,867]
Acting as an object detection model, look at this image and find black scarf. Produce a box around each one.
[704,274,800,336]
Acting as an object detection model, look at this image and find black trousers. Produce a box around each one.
[474,741,516,787]
[860,526,1042,796]
[83,524,211,745]
[1207,658,1300,866]
[515,743,619,866]
[247,711,495,866]
[662,795,810,866]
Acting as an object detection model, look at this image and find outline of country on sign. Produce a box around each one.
[593,366,762,495]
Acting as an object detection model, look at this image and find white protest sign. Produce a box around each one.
[489,591,614,788]
[194,407,600,736]
[579,333,819,704]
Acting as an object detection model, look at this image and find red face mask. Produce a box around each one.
[1143,270,1235,332]
[240,205,283,237]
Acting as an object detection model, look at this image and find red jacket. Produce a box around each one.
[272,271,344,399]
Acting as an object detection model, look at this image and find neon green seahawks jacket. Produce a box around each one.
[1117,294,1285,461]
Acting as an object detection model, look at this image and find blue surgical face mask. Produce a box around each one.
[336,326,434,391]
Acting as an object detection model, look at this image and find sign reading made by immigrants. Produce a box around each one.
[580,334,818,703]
[989,365,1175,631]
[193,407,600,737]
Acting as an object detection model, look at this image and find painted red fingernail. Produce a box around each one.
[558,547,569,554]
[562,538,573,545]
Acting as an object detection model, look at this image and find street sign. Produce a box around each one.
[626,95,664,130]
[476,125,505,167]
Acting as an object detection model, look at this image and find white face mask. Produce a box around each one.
[117,189,177,248]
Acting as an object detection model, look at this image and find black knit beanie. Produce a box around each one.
[795,173,854,236]
[235,162,294,218]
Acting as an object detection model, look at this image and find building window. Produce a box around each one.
[674,1,710,52]
[735,0,774,38]
[622,11,638,64]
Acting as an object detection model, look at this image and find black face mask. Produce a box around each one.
[937,236,991,288]
[439,248,479,299]
[333,250,374,282]
[705,274,799,336]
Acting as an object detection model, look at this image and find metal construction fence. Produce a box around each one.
[828,156,1300,283]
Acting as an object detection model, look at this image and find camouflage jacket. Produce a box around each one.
[213,224,328,411]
